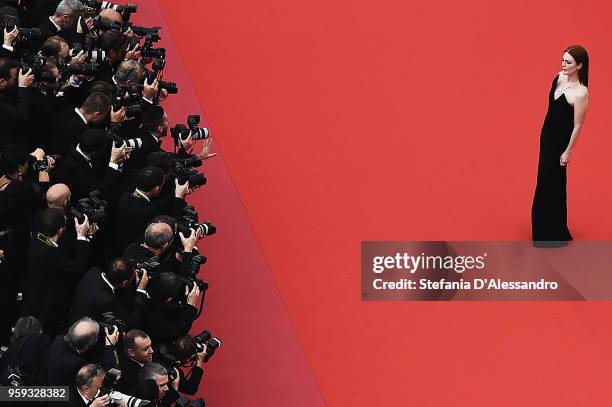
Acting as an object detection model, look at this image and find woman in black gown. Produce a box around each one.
[532,45,589,247]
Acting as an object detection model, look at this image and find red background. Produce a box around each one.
[142,0,612,404]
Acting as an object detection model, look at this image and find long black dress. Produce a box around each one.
[531,75,574,245]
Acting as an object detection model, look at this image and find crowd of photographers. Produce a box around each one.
[0,1,220,405]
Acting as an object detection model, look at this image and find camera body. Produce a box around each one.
[173,161,207,189]
[67,194,109,224]
[171,115,209,143]
[177,206,216,238]
[31,155,60,172]
[98,312,126,336]
[193,331,222,363]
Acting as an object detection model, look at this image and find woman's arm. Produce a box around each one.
[560,88,589,165]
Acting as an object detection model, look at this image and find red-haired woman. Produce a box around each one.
[532,45,589,247]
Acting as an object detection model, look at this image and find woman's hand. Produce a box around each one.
[560,150,571,166]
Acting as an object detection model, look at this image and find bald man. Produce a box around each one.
[47,317,119,385]
[99,8,123,25]
[46,183,72,210]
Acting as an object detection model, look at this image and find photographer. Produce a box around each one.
[21,207,95,335]
[115,166,189,252]
[142,271,201,346]
[47,317,119,386]
[96,29,127,83]
[71,258,149,329]
[122,221,199,277]
[69,363,109,407]
[37,0,84,45]
[0,316,52,386]
[166,335,207,396]
[0,145,53,339]
[49,92,111,156]
[124,105,166,170]
[116,329,153,393]
[132,362,179,407]
[0,58,33,146]
[55,128,128,201]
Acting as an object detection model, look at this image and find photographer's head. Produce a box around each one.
[115,59,138,86]
[142,105,168,138]
[143,222,173,255]
[99,29,127,63]
[0,144,29,178]
[124,329,154,364]
[34,62,61,93]
[172,335,198,365]
[146,272,181,304]
[39,208,66,240]
[99,8,123,26]
[145,152,173,179]
[136,166,165,199]
[40,36,70,61]
[0,58,19,91]
[46,183,71,210]
[139,362,169,400]
[105,258,136,288]
[79,129,109,159]
[75,364,105,401]
[11,316,43,344]
[80,92,111,124]
[65,317,99,353]
[52,0,83,31]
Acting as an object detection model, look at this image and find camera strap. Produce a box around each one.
[36,233,56,248]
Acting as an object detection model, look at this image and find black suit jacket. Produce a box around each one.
[115,352,144,393]
[143,301,198,346]
[48,108,89,156]
[20,89,61,151]
[115,192,161,252]
[21,236,91,335]
[0,87,32,147]
[0,333,52,385]
[123,129,162,171]
[55,147,123,201]
[71,268,147,329]
[47,335,117,386]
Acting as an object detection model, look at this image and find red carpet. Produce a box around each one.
[146,0,612,405]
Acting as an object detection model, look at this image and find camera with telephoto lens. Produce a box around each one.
[0,15,42,40]
[100,372,150,407]
[126,23,159,37]
[193,331,222,363]
[19,54,56,83]
[67,192,109,224]
[176,396,206,407]
[100,1,138,15]
[174,155,202,169]
[31,154,61,172]
[98,312,126,336]
[140,46,165,59]
[173,161,207,189]
[108,129,142,150]
[171,115,209,143]
[177,206,217,238]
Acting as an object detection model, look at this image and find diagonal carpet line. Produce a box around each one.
[153,1,328,404]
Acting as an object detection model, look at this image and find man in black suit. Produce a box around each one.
[67,364,109,407]
[0,58,34,146]
[115,166,188,251]
[37,0,84,46]
[123,105,167,171]
[48,92,111,156]
[47,317,119,386]
[96,29,128,83]
[71,258,149,329]
[116,329,154,393]
[55,128,128,201]
[21,208,95,335]
[143,271,201,346]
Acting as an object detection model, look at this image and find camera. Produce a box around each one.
[67,192,109,224]
[157,345,180,380]
[189,254,207,276]
[134,257,161,278]
[171,115,209,143]
[31,154,60,172]
[98,312,126,336]
[1,15,42,40]
[19,54,56,83]
[193,330,222,363]
[140,46,165,59]
[177,206,217,238]
[173,161,207,189]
